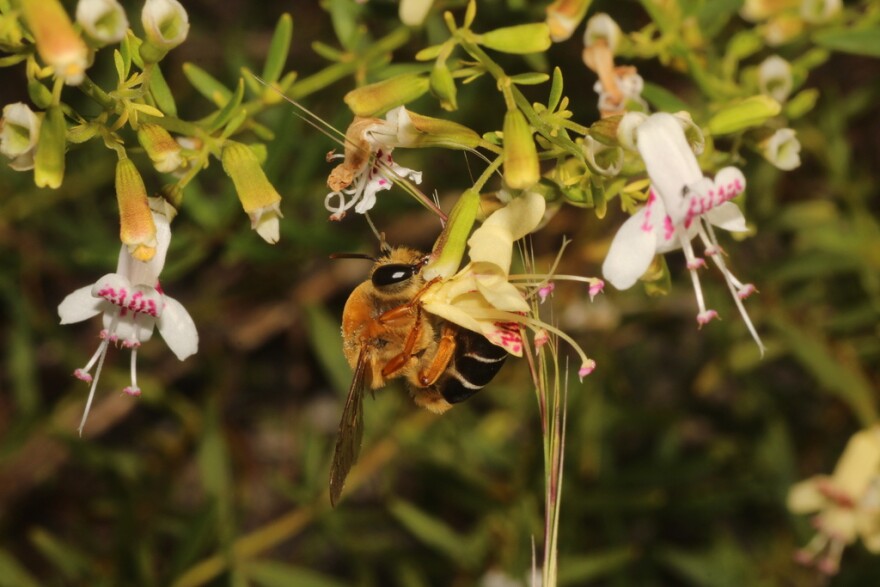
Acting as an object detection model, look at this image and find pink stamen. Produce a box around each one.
[588,280,604,301]
[696,310,719,327]
[73,369,93,383]
[534,329,550,350]
[578,360,596,381]
[687,258,707,270]
[737,283,757,299]
[538,282,555,303]
[123,386,142,397]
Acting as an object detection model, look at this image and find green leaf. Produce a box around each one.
[208,78,245,132]
[247,561,348,587]
[183,62,232,107]
[557,548,637,586]
[149,63,178,117]
[509,72,550,85]
[329,0,361,51]
[0,550,40,587]
[707,96,781,136]
[641,82,690,113]
[28,528,90,581]
[388,499,479,567]
[303,305,350,394]
[813,27,880,58]
[547,66,563,113]
[263,13,293,83]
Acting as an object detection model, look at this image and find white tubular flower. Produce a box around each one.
[399,0,435,26]
[760,128,801,170]
[801,0,842,23]
[423,192,600,379]
[583,13,621,52]
[758,55,793,104]
[0,102,42,171]
[58,198,198,434]
[141,0,189,50]
[593,66,647,118]
[602,112,764,353]
[76,0,129,45]
[325,106,422,220]
[788,427,880,575]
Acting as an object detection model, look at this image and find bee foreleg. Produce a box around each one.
[417,329,456,387]
[380,305,425,378]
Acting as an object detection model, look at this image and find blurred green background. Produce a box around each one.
[1,0,879,585]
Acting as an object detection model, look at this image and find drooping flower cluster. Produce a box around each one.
[788,427,880,574]
[603,112,764,353]
[59,198,198,434]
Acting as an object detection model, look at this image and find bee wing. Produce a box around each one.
[329,348,368,507]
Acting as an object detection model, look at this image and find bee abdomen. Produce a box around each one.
[439,332,507,404]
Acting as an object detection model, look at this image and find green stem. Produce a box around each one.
[78,75,115,109]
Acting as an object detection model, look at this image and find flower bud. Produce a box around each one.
[502,110,540,190]
[759,128,801,170]
[116,158,158,261]
[76,0,129,45]
[33,106,66,188]
[140,0,189,62]
[20,0,89,85]
[137,123,182,173]
[399,0,435,26]
[545,0,591,42]
[758,55,793,104]
[221,141,283,244]
[801,0,841,23]
[393,107,481,150]
[430,60,458,111]
[480,23,552,55]
[344,74,430,117]
[1,102,42,171]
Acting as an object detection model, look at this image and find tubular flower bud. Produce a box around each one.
[140,0,189,62]
[758,55,793,104]
[116,158,158,261]
[502,110,540,190]
[20,0,89,85]
[76,0,129,45]
[545,0,591,42]
[137,123,182,173]
[221,141,283,244]
[1,102,42,171]
[479,24,552,55]
[344,74,431,117]
[399,0,435,26]
[759,128,801,170]
[33,106,67,189]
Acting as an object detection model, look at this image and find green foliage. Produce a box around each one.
[1,0,879,586]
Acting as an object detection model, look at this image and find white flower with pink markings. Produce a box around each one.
[58,198,198,433]
[602,112,764,353]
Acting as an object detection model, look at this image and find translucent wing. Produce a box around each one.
[329,348,368,506]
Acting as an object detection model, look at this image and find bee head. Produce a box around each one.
[370,247,428,296]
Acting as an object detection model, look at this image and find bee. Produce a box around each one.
[329,246,508,505]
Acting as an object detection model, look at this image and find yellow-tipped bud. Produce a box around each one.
[33,106,66,189]
[545,0,591,42]
[140,0,189,62]
[480,23,552,55]
[221,141,283,244]
[116,158,158,261]
[502,110,540,190]
[20,0,89,85]
[344,74,430,117]
[430,60,458,112]
[137,123,182,173]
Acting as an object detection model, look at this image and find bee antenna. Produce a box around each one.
[329,252,377,261]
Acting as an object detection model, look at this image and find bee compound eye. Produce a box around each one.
[371,264,415,287]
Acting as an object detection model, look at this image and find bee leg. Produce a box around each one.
[376,276,443,324]
[417,329,456,387]
[380,305,425,378]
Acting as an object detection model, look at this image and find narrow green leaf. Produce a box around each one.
[262,13,293,83]
[208,78,245,132]
[149,63,178,117]
[707,95,781,136]
[641,81,690,113]
[303,305,350,394]
[247,561,348,587]
[183,62,232,106]
[509,72,550,85]
[813,27,880,58]
[388,499,477,566]
[547,66,563,113]
[0,550,41,587]
[28,528,90,581]
[557,548,637,586]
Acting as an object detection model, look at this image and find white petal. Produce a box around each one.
[472,264,530,313]
[157,295,199,360]
[106,310,156,343]
[705,202,748,232]
[602,208,658,290]
[468,191,545,273]
[58,285,104,324]
[116,206,171,286]
[636,113,703,225]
